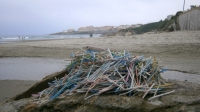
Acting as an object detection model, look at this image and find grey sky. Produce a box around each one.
[0,0,199,35]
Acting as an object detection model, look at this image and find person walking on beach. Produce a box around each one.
[22,37,25,40]
[90,34,93,38]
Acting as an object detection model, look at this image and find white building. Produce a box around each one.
[67,29,75,32]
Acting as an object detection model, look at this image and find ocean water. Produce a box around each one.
[0,34,101,44]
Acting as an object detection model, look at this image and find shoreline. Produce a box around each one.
[0,34,101,44]
[0,57,69,103]
[0,57,69,80]
[0,31,200,103]
[0,38,68,44]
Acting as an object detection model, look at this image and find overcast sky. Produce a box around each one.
[0,0,199,35]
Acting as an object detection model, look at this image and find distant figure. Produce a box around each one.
[154,29,157,34]
[19,36,20,39]
[90,34,93,38]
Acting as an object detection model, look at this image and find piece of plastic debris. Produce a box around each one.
[34,46,174,100]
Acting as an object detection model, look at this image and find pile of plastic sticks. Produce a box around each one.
[34,46,175,101]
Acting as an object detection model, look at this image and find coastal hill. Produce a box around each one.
[51,25,143,35]
[51,19,175,36]
[51,6,200,36]
[50,30,118,35]
[119,19,174,34]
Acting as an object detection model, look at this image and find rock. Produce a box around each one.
[103,33,115,37]
[148,100,162,106]
[115,32,125,36]
[10,69,68,101]
[0,99,31,112]
[146,32,155,34]
[124,31,133,36]
[21,103,38,112]
[1,70,200,112]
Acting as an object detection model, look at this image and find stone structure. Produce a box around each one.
[178,8,200,30]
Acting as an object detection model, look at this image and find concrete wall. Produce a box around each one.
[178,8,200,30]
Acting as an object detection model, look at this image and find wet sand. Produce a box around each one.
[0,58,69,103]
[162,71,200,84]
[0,31,200,103]
[0,80,38,104]
[0,58,69,80]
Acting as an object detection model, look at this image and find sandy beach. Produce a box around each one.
[0,31,200,103]
[0,58,69,103]
[0,80,38,103]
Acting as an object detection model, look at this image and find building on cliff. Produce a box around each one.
[78,27,87,31]
[178,7,200,30]
[67,29,75,32]
[78,26,116,32]
[63,29,75,32]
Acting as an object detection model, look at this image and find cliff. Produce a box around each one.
[178,8,200,30]
[118,20,174,35]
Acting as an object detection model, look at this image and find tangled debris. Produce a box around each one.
[33,46,175,101]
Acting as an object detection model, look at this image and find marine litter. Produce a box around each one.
[32,46,175,101]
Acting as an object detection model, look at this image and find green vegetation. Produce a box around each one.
[170,11,183,30]
[119,10,184,34]
[120,19,174,34]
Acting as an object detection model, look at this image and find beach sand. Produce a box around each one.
[0,31,200,103]
[0,80,38,103]
[0,58,69,103]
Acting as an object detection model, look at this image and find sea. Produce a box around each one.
[0,34,102,44]
[0,34,102,80]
